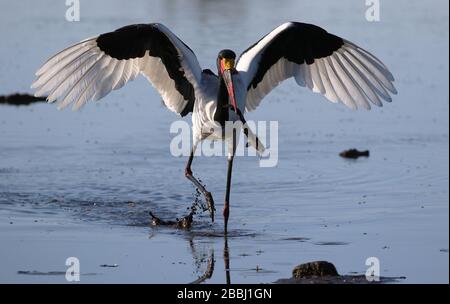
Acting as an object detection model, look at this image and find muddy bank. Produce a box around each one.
[0,93,46,106]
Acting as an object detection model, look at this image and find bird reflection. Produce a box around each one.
[187,235,231,284]
[188,238,215,284]
[223,236,231,284]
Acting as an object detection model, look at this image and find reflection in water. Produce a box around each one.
[187,236,231,284]
[189,251,214,284]
[223,237,231,284]
[188,237,215,284]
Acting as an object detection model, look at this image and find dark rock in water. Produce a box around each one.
[292,261,339,278]
[99,264,119,268]
[275,261,406,284]
[0,93,46,106]
[275,274,405,284]
[339,149,370,159]
[18,270,98,276]
[17,270,66,276]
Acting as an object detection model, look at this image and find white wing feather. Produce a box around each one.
[237,22,396,111]
[32,24,203,114]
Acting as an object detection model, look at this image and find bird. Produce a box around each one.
[32,22,396,234]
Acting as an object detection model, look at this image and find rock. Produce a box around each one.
[339,149,370,159]
[0,93,46,106]
[275,274,405,284]
[99,264,119,268]
[292,261,339,278]
[274,261,405,284]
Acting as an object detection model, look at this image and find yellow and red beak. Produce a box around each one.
[220,58,238,112]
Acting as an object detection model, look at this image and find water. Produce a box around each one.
[0,0,448,283]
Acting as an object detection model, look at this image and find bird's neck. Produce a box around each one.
[214,75,229,126]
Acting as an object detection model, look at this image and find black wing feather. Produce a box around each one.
[96,24,195,116]
[240,22,344,91]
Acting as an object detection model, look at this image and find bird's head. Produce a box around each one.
[217,49,238,112]
[217,49,236,71]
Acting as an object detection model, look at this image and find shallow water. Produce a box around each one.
[0,0,448,283]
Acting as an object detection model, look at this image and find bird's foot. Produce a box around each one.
[205,191,215,222]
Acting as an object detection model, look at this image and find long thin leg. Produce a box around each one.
[185,146,215,222]
[224,129,237,235]
[224,236,231,284]
[224,155,234,234]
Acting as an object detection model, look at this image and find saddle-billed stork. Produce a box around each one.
[32,22,396,234]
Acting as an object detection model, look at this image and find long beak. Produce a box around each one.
[221,65,238,112]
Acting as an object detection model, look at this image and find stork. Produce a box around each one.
[32,22,396,234]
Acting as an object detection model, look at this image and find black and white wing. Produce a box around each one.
[237,22,397,111]
[32,23,202,116]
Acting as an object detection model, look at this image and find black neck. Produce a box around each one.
[214,74,229,126]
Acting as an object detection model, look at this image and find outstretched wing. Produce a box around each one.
[237,22,397,111]
[32,23,202,116]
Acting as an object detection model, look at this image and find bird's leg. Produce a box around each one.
[224,105,264,153]
[185,148,215,222]
[224,155,234,234]
[223,236,231,284]
[224,129,237,235]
